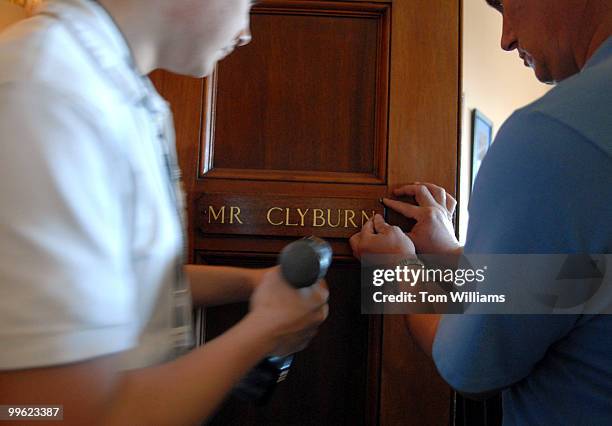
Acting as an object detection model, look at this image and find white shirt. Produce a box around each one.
[0,0,192,370]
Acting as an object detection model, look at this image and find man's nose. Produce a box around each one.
[237,27,252,47]
[500,17,517,51]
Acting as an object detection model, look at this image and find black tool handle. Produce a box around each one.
[279,236,332,288]
[232,236,332,404]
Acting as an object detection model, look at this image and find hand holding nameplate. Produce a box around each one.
[383,183,461,257]
[349,214,416,260]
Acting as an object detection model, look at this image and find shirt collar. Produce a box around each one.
[39,0,160,107]
[583,35,612,70]
[44,0,132,65]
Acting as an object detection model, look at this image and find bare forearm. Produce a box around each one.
[102,314,273,426]
[448,246,465,268]
[432,246,465,269]
[185,264,257,307]
[404,314,440,358]
[406,248,459,355]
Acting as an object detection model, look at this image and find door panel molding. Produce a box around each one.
[200,1,390,185]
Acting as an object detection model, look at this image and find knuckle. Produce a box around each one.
[321,305,330,321]
[317,309,327,322]
[424,207,437,218]
[318,289,329,305]
[399,203,412,214]
[429,184,441,193]
[416,185,429,197]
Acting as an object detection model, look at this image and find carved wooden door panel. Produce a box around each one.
[151,1,459,425]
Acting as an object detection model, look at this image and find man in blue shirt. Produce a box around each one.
[350,0,611,424]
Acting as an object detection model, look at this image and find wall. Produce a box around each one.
[458,0,550,241]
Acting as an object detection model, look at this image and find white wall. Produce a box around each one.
[458,0,550,242]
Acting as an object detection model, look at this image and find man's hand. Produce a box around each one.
[349,214,416,260]
[248,267,329,357]
[382,183,461,257]
[349,214,439,358]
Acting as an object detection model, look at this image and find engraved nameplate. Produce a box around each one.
[196,194,384,239]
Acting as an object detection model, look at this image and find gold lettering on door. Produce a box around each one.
[208,205,377,229]
[208,205,243,224]
[208,206,226,224]
[267,207,284,226]
[229,206,243,225]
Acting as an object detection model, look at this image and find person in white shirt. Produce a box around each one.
[0,0,329,424]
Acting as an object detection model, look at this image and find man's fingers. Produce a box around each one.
[407,231,418,247]
[414,182,446,207]
[394,183,457,215]
[393,184,417,197]
[349,233,361,257]
[299,281,329,312]
[317,304,329,322]
[393,184,437,207]
[373,214,392,234]
[313,280,330,305]
[446,194,457,216]
[362,218,375,235]
[417,182,457,216]
[382,198,420,219]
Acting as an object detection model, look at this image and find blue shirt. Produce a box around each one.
[434,37,612,425]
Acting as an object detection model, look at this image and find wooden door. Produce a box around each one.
[151,1,459,425]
